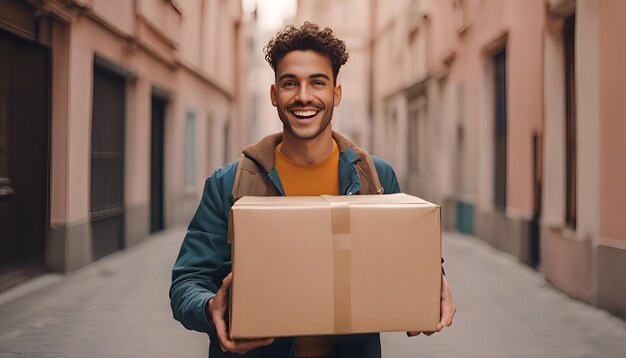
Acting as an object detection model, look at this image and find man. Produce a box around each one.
[170,22,456,358]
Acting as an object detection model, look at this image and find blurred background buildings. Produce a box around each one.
[297,0,626,320]
[1,0,247,282]
[1,0,625,325]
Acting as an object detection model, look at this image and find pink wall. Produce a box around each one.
[505,0,545,214]
[427,0,545,214]
[599,0,626,242]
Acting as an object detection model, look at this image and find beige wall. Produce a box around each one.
[366,0,545,213]
[41,0,246,271]
[575,0,600,245]
[539,0,626,316]
[505,0,544,215]
[439,0,545,215]
[598,0,626,245]
[91,0,135,34]
[50,19,70,227]
[542,13,568,229]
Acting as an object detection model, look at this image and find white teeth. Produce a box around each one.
[292,110,318,117]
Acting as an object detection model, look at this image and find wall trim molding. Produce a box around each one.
[598,237,626,250]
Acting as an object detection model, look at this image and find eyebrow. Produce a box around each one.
[277,73,331,82]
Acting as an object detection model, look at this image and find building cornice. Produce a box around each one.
[176,60,234,101]
[36,0,234,101]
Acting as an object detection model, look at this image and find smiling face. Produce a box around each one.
[271,50,342,141]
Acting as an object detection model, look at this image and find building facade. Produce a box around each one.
[295,0,374,149]
[0,0,247,290]
[296,0,626,319]
[245,8,285,143]
[541,0,626,319]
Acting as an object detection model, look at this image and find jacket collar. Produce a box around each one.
[242,131,364,172]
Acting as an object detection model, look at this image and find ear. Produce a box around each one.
[333,83,342,107]
[270,84,277,107]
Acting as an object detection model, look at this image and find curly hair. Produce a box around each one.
[264,22,349,84]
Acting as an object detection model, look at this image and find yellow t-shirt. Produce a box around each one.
[274,140,339,357]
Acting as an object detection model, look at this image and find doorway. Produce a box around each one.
[90,65,126,261]
[0,29,50,291]
[150,94,166,233]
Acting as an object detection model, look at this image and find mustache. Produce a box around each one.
[286,102,324,111]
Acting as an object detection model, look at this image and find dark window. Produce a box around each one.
[494,48,508,211]
[563,14,576,229]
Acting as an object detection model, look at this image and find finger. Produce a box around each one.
[436,316,451,331]
[218,335,241,354]
[222,272,233,287]
[218,329,275,353]
[224,338,275,354]
[450,303,457,323]
[213,310,235,351]
[424,331,435,336]
[439,305,455,328]
[406,331,421,337]
[438,315,451,329]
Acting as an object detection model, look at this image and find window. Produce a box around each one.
[185,111,197,189]
[563,14,576,229]
[493,48,507,211]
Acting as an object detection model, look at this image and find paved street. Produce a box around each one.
[381,233,626,358]
[0,228,625,358]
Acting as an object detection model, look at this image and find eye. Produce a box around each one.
[312,80,326,86]
[282,81,297,88]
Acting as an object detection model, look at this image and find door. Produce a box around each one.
[529,133,542,269]
[0,30,50,290]
[91,65,125,261]
[150,95,165,233]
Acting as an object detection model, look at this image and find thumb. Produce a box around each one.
[222,273,233,288]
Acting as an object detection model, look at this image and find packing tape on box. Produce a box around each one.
[328,200,352,334]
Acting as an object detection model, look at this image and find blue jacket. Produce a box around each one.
[170,133,401,357]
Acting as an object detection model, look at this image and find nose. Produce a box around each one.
[295,83,313,103]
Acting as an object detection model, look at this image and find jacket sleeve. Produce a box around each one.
[371,156,401,194]
[169,163,236,334]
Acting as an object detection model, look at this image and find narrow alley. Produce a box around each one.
[1,228,624,358]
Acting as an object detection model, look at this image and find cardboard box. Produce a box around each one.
[229,193,441,339]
